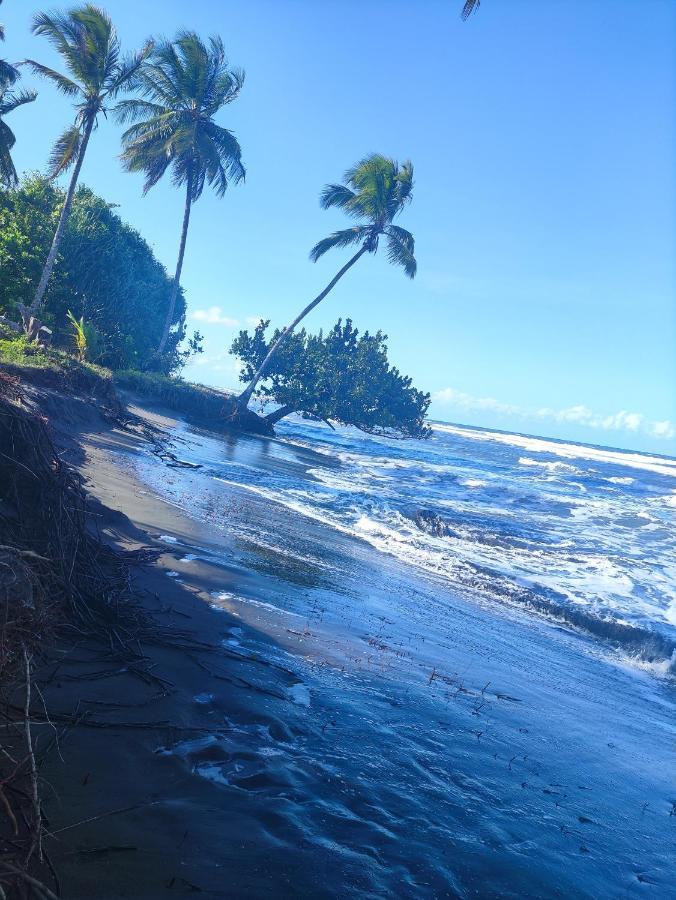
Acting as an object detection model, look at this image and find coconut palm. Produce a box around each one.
[238,154,416,408]
[0,85,36,187]
[19,5,152,328]
[0,0,20,87]
[118,32,245,363]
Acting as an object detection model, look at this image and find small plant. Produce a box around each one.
[66,310,87,362]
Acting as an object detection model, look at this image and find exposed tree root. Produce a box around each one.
[0,375,151,897]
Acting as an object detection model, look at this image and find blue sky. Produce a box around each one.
[3,0,675,453]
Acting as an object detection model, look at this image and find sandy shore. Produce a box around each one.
[36,393,675,899]
[39,398,320,898]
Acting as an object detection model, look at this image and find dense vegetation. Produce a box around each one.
[232,319,431,438]
[0,176,191,371]
[0,0,433,436]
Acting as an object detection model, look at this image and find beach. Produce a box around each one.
[32,394,675,898]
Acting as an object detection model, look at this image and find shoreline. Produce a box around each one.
[33,390,676,898]
[37,395,320,897]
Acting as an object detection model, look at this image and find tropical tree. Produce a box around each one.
[19,4,152,330]
[0,85,36,187]
[0,176,190,372]
[0,0,20,87]
[237,154,416,408]
[232,318,431,438]
[118,32,245,364]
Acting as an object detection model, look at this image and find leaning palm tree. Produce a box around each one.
[0,84,37,187]
[19,5,152,329]
[0,0,20,87]
[118,32,245,363]
[237,154,416,408]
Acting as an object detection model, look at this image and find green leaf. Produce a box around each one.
[47,125,82,178]
[309,227,368,262]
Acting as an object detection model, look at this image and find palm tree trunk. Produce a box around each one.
[155,170,193,359]
[264,404,295,425]
[238,244,368,408]
[22,115,94,329]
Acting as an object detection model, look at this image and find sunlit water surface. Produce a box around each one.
[135,418,675,898]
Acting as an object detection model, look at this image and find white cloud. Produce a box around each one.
[432,387,520,416]
[535,404,595,425]
[600,411,643,432]
[184,351,243,381]
[191,306,240,327]
[433,386,673,441]
[651,420,676,440]
[534,406,643,431]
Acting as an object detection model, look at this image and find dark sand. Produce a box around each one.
[39,398,321,898]
[35,393,675,899]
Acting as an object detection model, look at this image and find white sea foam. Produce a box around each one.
[435,424,676,477]
[518,457,581,475]
[139,414,676,671]
[211,590,303,618]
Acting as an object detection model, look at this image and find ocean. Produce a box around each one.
[132,414,675,897]
[145,416,676,676]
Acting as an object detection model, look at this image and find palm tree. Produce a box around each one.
[19,4,152,329]
[237,154,416,409]
[118,32,245,363]
[461,0,481,19]
[0,0,20,87]
[0,84,36,187]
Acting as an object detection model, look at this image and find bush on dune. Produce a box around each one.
[0,176,188,373]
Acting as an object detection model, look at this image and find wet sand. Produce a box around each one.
[39,397,675,899]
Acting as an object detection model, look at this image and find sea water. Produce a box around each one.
[134,416,675,897]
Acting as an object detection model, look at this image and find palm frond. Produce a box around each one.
[121,132,173,193]
[22,59,80,96]
[461,0,480,20]
[385,226,417,278]
[0,86,36,186]
[47,123,82,178]
[71,4,117,91]
[0,88,37,116]
[31,11,88,84]
[105,39,154,98]
[319,183,363,217]
[345,154,399,221]
[0,120,18,187]
[395,160,414,206]
[202,120,244,184]
[0,58,19,86]
[113,97,168,125]
[309,226,368,263]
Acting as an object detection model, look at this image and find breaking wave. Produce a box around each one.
[140,415,676,677]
